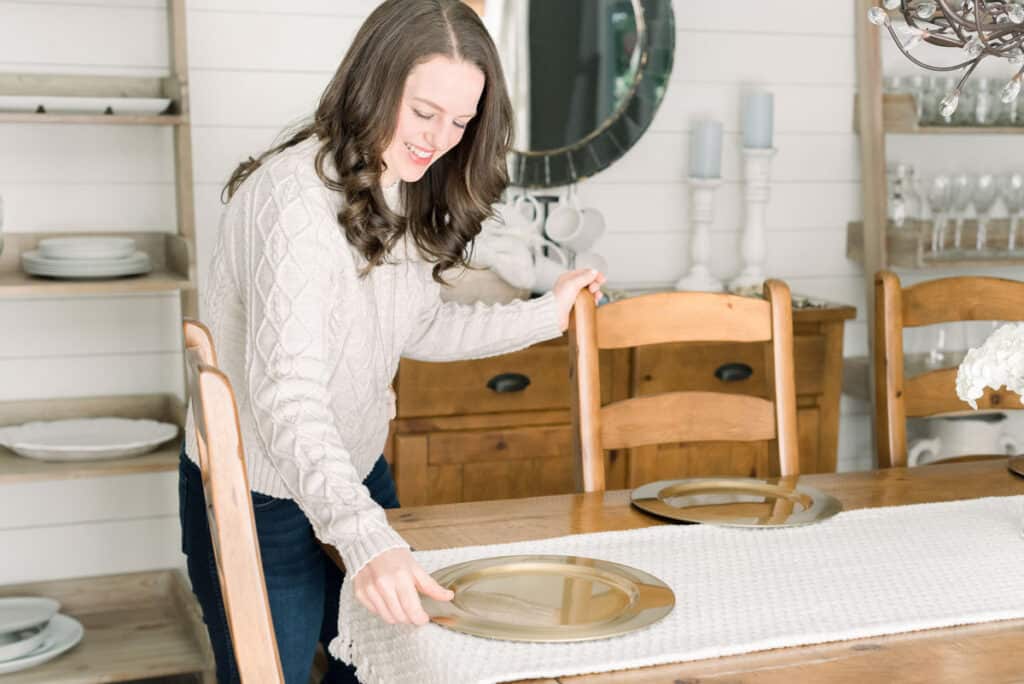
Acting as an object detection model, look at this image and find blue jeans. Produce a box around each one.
[178,446,400,684]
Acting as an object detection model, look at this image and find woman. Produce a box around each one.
[179,0,604,682]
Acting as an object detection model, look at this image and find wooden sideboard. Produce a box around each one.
[390,302,856,506]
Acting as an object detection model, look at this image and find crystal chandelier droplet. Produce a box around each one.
[940,89,960,117]
[883,0,901,9]
[965,35,984,58]
[915,1,937,19]
[1009,47,1024,65]
[868,6,890,25]
[1011,2,1024,23]
[1002,77,1022,103]
[898,24,927,51]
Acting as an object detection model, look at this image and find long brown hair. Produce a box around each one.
[222,0,513,283]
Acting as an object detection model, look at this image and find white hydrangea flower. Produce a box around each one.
[956,323,1024,409]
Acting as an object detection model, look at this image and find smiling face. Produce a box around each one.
[380,55,486,187]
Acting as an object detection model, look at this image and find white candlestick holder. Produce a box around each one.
[729,147,777,292]
[675,177,723,292]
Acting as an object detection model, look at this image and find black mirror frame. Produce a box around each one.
[507,0,675,188]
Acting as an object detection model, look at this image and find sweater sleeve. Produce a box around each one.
[403,279,564,362]
[242,177,407,576]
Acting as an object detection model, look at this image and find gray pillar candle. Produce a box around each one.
[688,120,723,179]
[742,90,774,149]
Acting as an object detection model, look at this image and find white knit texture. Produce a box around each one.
[184,136,563,574]
[330,496,1024,684]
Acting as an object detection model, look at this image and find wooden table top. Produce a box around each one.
[387,460,1024,683]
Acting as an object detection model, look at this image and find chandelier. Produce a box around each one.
[867,1,1024,117]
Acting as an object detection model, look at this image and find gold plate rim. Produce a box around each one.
[630,477,843,527]
[1010,455,1024,478]
[423,554,675,642]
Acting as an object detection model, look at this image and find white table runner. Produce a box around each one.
[329,496,1024,684]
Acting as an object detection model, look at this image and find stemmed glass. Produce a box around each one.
[999,173,1024,253]
[950,173,976,252]
[926,174,952,254]
[972,174,999,254]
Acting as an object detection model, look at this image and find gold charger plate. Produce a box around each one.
[422,554,675,642]
[1010,455,1024,478]
[631,477,842,527]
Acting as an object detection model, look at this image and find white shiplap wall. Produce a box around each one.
[0,0,878,584]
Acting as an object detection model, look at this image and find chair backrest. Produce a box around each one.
[183,319,284,684]
[569,281,799,493]
[874,271,1024,468]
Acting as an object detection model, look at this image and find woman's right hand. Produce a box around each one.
[352,547,454,625]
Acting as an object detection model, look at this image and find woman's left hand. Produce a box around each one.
[553,268,606,331]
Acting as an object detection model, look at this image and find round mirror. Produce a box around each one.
[480,0,675,188]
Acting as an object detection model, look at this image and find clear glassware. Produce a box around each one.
[973,173,999,253]
[884,74,906,95]
[887,162,909,229]
[950,173,976,251]
[973,78,996,125]
[927,321,969,369]
[908,74,927,122]
[956,80,978,126]
[902,164,923,221]
[926,174,952,254]
[999,172,1024,252]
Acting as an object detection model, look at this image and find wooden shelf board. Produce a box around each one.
[847,220,1024,270]
[0,112,187,126]
[0,570,213,684]
[0,268,193,296]
[854,93,1024,135]
[0,231,195,297]
[0,443,180,484]
[0,393,185,484]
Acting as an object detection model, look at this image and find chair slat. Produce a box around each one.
[183,318,284,683]
[905,368,1024,416]
[599,391,777,450]
[902,277,1024,327]
[596,291,772,349]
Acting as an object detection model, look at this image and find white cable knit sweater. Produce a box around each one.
[185,136,563,575]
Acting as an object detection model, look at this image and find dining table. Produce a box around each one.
[385,459,1024,683]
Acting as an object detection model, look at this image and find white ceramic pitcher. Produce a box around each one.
[908,413,1020,466]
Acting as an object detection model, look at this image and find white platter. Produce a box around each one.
[0,624,47,663]
[21,250,151,279]
[0,615,83,675]
[0,598,59,635]
[0,95,171,116]
[38,237,136,261]
[0,417,178,462]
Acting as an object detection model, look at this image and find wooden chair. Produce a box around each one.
[874,271,1024,468]
[183,319,284,684]
[569,281,799,493]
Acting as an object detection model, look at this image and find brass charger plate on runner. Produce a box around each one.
[1010,455,1024,478]
[631,477,842,527]
[422,554,675,642]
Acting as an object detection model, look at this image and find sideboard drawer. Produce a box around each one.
[393,425,574,504]
[398,342,570,417]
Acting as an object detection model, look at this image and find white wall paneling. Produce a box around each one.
[0,2,168,75]
[0,515,183,585]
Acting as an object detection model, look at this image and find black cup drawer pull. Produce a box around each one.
[714,362,753,383]
[487,372,531,393]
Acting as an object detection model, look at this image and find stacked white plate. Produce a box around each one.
[0,95,171,116]
[0,417,179,462]
[22,237,151,279]
[0,598,83,675]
